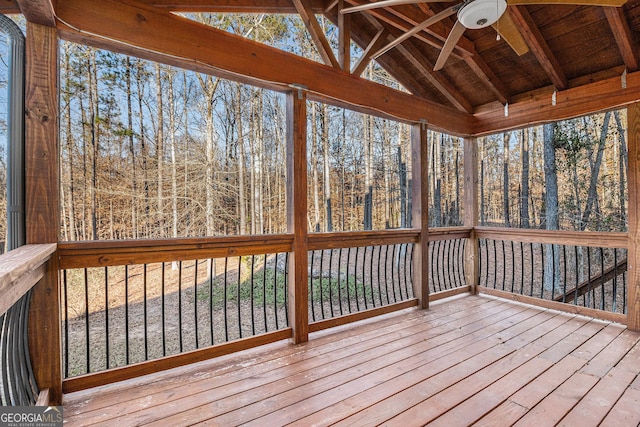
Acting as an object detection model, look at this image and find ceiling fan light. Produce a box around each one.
[458,0,507,30]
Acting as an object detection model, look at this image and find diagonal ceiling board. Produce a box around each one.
[397,39,473,112]
[509,6,568,90]
[603,7,639,71]
[292,0,341,68]
[411,3,510,104]
[352,28,389,76]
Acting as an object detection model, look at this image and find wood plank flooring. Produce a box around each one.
[63,295,640,426]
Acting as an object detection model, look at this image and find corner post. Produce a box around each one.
[286,89,309,343]
[463,137,479,294]
[627,102,640,330]
[411,122,429,308]
[25,23,61,404]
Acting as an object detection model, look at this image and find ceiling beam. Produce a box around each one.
[15,0,56,26]
[0,0,20,14]
[508,6,568,90]
[293,0,341,68]
[603,7,639,72]
[473,69,640,135]
[397,40,473,113]
[139,0,327,13]
[338,0,351,71]
[54,0,472,134]
[352,27,388,76]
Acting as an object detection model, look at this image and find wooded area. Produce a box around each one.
[0,14,629,246]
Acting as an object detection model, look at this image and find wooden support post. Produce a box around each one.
[24,23,61,404]
[411,122,429,309]
[464,137,479,294]
[628,102,640,331]
[286,89,309,343]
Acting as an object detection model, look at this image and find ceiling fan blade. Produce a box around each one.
[508,0,626,6]
[434,20,466,71]
[492,11,529,56]
[341,0,455,14]
[372,6,458,58]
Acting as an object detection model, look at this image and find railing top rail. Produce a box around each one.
[59,234,295,269]
[428,227,472,241]
[475,226,628,249]
[0,243,56,316]
[308,229,420,250]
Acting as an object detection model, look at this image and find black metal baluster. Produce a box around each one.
[354,247,362,311]
[347,248,351,313]
[501,240,506,291]
[613,249,618,313]
[430,241,436,293]
[251,255,256,335]
[510,241,515,293]
[310,250,316,321]
[529,243,534,297]
[519,241,524,294]
[237,256,242,339]
[493,240,498,290]
[194,260,199,348]
[210,258,215,345]
[143,264,148,360]
[178,261,183,353]
[574,246,579,306]
[84,268,90,372]
[404,243,411,297]
[586,247,592,308]
[562,246,568,303]
[162,262,166,357]
[600,248,605,311]
[63,269,69,377]
[224,257,229,341]
[384,245,392,304]
[273,253,280,329]
[391,244,399,301]
[329,248,335,316]
[362,246,369,308]
[263,254,268,332]
[551,244,556,301]
[370,245,378,307]
[284,252,290,325]
[337,248,344,315]
[540,243,545,299]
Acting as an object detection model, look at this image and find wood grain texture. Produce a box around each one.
[411,123,429,309]
[475,226,628,248]
[25,22,62,406]
[308,229,420,250]
[603,7,639,72]
[478,287,627,324]
[287,91,309,344]
[62,329,292,393]
[16,0,56,26]
[308,299,418,333]
[464,138,479,293]
[58,234,294,268]
[0,243,55,315]
[628,102,640,330]
[473,70,640,136]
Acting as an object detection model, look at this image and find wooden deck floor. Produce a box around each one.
[63,294,640,426]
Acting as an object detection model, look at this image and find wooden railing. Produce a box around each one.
[428,227,472,301]
[0,244,57,406]
[476,227,628,324]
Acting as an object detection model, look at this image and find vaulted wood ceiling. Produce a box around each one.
[4,0,640,135]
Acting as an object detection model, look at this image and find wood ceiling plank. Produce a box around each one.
[16,0,56,26]
[338,0,351,71]
[54,0,473,134]
[293,0,341,68]
[473,69,640,135]
[397,40,474,112]
[604,7,639,71]
[464,54,511,105]
[508,6,568,90]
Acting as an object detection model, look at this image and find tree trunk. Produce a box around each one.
[125,57,137,239]
[168,69,178,239]
[503,132,511,227]
[311,104,321,232]
[235,83,247,235]
[322,104,333,231]
[580,111,611,230]
[155,63,165,238]
[543,123,560,292]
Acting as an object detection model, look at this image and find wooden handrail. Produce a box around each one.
[308,229,420,250]
[475,226,628,249]
[0,243,56,316]
[428,227,472,241]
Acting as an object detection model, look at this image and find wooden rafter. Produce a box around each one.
[15,0,56,26]
[54,0,472,133]
[509,6,568,90]
[603,7,639,72]
[141,0,327,13]
[352,27,388,76]
[397,41,473,113]
[338,0,351,71]
[293,0,340,68]
[401,3,510,104]
[0,0,20,14]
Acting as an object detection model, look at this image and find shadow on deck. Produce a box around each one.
[63,294,640,426]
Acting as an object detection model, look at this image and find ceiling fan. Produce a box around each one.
[340,0,628,71]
